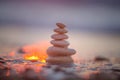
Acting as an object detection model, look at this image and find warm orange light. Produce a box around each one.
[41,59,46,63]
[25,56,39,60]
[23,41,50,63]
[23,52,47,62]
[8,41,50,63]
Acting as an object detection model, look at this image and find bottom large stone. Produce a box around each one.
[46,56,73,64]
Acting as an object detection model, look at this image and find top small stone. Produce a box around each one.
[56,23,66,28]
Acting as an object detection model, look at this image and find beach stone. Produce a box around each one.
[51,34,68,40]
[89,71,118,80]
[46,56,73,64]
[47,47,76,56]
[54,28,68,34]
[56,23,66,28]
[47,23,76,65]
[0,57,6,64]
[50,40,69,47]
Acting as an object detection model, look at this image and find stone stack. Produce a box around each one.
[46,23,76,66]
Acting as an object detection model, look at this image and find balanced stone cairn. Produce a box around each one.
[46,23,76,66]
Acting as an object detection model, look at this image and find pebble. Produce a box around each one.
[50,40,69,47]
[54,28,68,34]
[51,34,68,40]
[46,56,73,64]
[56,23,66,28]
[47,47,76,56]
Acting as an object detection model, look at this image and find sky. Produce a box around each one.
[0,0,120,30]
[0,0,120,60]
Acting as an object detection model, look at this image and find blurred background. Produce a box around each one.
[0,0,120,61]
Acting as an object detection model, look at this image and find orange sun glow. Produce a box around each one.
[24,52,47,63]
[22,41,50,63]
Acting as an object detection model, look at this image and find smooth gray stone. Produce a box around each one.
[46,56,73,64]
[56,23,66,28]
[51,34,68,40]
[50,40,69,47]
[54,28,68,34]
[47,47,76,56]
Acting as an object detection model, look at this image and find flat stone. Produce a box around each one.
[47,47,76,56]
[54,28,68,34]
[50,40,69,47]
[51,34,68,40]
[56,23,66,28]
[46,56,73,64]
